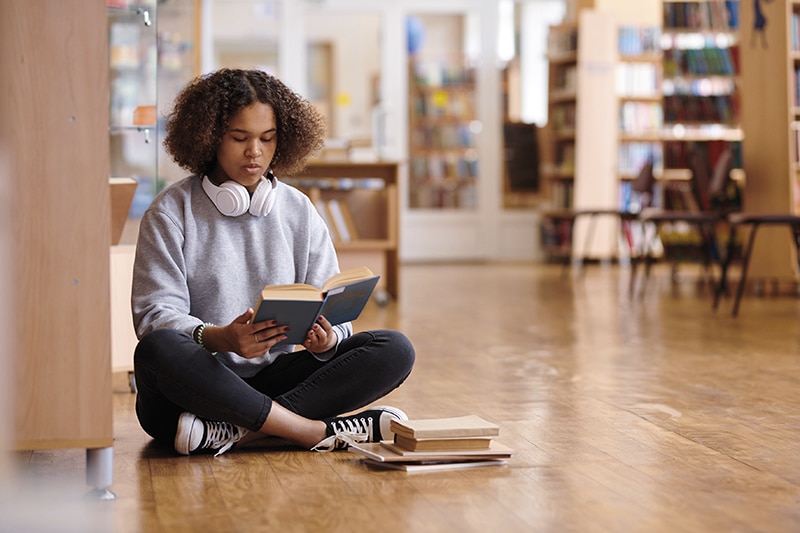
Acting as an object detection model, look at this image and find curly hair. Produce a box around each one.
[163,68,327,177]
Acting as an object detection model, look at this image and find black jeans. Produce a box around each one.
[133,328,415,444]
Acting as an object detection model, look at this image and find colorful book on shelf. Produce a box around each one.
[251,266,379,346]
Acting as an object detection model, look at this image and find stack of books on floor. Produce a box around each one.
[348,415,514,472]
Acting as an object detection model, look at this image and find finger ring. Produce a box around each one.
[254,333,259,343]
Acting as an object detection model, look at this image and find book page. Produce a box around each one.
[322,266,375,292]
[260,284,323,301]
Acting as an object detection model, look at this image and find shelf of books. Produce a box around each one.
[541,13,656,263]
[407,58,479,210]
[617,24,664,214]
[541,23,578,263]
[660,0,744,260]
[287,160,399,301]
[661,0,743,177]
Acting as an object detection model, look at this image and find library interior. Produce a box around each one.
[3,0,800,531]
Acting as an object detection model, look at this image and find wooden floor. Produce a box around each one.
[5,262,800,532]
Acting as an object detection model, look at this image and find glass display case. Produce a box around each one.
[108,0,159,234]
[107,0,198,244]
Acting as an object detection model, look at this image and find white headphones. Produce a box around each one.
[202,172,278,217]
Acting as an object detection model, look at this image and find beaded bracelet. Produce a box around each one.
[195,322,214,350]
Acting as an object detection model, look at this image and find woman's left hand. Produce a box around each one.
[302,315,337,353]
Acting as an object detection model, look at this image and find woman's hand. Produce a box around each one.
[203,308,289,358]
[302,315,337,354]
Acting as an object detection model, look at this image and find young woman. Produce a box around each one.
[131,68,415,455]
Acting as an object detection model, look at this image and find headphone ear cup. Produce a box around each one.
[202,176,250,217]
[248,176,278,216]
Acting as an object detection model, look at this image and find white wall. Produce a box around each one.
[594,0,660,25]
[305,12,381,141]
[519,1,567,126]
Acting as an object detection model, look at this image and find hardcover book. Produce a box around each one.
[361,459,507,473]
[348,441,514,463]
[392,434,492,452]
[389,415,500,440]
[251,266,380,345]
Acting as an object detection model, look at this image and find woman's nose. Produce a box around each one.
[246,142,261,157]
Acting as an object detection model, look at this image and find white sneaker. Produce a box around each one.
[174,412,249,457]
[312,405,408,452]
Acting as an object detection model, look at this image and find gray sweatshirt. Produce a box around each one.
[131,175,350,377]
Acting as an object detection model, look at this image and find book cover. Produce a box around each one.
[316,275,380,327]
[251,266,379,346]
[393,434,492,452]
[361,458,507,473]
[389,415,500,440]
[348,441,513,463]
[380,440,511,458]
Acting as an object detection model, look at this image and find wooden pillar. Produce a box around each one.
[738,0,797,281]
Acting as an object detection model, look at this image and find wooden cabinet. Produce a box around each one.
[287,161,400,301]
[1,0,114,496]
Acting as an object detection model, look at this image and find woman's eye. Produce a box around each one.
[232,137,246,142]
[262,137,274,144]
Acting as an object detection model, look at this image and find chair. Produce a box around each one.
[634,147,734,291]
[571,157,655,270]
[712,213,800,316]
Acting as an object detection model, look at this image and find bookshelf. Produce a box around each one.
[407,58,479,210]
[544,23,578,214]
[542,11,657,262]
[541,22,579,262]
[656,1,743,262]
[286,160,399,301]
[661,0,743,175]
[617,24,664,211]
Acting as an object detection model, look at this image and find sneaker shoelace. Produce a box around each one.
[201,420,247,457]
[312,416,374,452]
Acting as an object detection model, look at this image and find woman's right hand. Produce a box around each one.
[202,308,289,358]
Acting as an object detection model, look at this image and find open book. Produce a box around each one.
[251,266,380,345]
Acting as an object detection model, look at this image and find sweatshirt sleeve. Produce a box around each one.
[131,206,199,339]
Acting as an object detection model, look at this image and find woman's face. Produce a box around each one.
[211,102,277,191]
